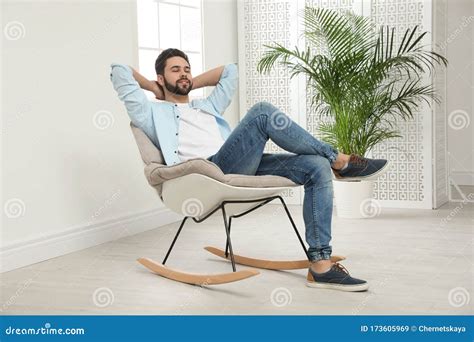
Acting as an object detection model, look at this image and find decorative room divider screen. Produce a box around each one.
[237,0,448,209]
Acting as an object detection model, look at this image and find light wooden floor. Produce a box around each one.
[1,202,472,315]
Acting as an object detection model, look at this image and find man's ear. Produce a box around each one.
[156,74,164,87]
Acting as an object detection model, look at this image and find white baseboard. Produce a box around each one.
[0,207,182,273]
[450,171,474,186]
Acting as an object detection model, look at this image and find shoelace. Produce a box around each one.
[332,263,350,275]
[350,154,368,167]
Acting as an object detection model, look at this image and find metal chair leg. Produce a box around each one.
[221,205,237,272]
[276,195,311,261]
[162,216,189,265]
[162,196,305,273]
[224,216,233,258]
[223,197,275,257]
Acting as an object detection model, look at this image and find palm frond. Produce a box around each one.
[257,6,448,156]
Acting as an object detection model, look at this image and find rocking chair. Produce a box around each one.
[130,123,344,285]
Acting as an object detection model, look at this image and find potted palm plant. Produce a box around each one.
[257,6,447,218]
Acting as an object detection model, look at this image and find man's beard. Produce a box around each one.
[164,77,193,96]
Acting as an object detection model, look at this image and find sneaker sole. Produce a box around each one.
[333,160,390,182]
[306,281,369,292]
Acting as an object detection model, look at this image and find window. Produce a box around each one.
[137,0,204,98]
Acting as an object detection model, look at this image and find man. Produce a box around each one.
[110,48,389,292]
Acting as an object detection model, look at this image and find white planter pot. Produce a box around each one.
[333,180,377,219]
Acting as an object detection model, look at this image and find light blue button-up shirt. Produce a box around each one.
[110,63,238,165]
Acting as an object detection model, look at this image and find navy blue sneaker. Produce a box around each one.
[332,154,389,181]
[307,263,369,292]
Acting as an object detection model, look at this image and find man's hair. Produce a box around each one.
[155,48,190,75]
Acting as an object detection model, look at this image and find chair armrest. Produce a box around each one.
[144,158,226,186]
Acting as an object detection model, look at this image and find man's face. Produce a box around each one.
[159,56,193,96]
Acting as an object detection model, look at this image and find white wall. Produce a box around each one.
[202,0,240,128]
[446,0,474,186]
[1,1,181,271]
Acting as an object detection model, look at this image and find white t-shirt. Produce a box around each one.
[176,103,225,162]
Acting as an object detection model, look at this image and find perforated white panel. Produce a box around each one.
[369,0,433,208]
[238,0,441,208]
[241,1,292,116]
[238,0,302,204]
[432,0,449,208]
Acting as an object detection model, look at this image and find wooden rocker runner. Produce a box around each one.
[204,246,345,270]
[130,123,345,285]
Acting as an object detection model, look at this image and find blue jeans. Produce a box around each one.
[207,102,339,261]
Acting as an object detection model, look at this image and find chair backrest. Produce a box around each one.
[130,122,165,165]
